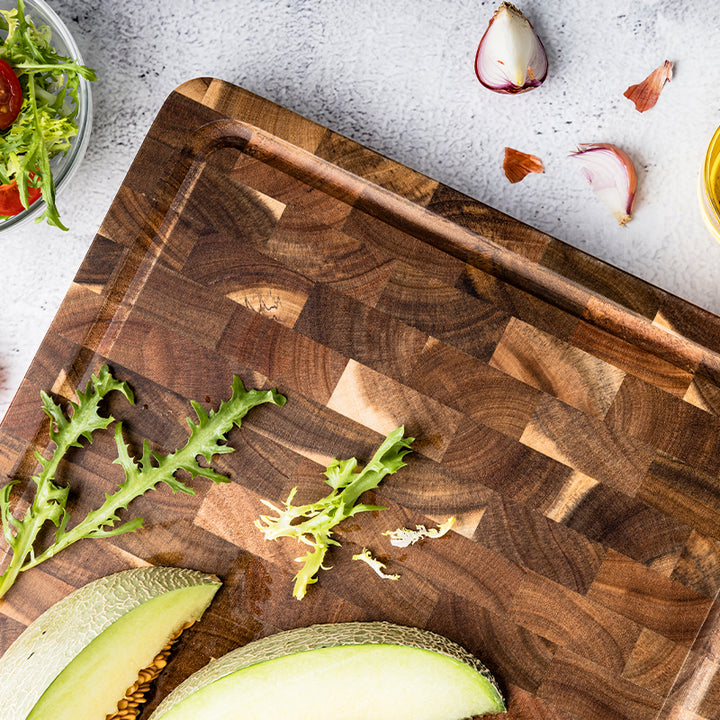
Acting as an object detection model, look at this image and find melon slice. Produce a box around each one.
[149,621,505,720]
[0,565,221,720]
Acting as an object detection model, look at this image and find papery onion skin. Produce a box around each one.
[503,147,544,183]
[475,2,548,94]
[624,60,673,113]
[570,143,637,225]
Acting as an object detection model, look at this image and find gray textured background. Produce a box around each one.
[2,0,720,417]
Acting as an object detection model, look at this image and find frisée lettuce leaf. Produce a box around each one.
[255,427,414,600]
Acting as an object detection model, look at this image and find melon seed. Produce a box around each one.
[105,621,195,720]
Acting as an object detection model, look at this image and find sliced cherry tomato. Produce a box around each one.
[0,179,42,216]
[0,58,22,129]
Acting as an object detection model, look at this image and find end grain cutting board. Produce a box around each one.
[3,78,720,720]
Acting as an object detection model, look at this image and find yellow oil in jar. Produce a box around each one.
[700,125,720,241]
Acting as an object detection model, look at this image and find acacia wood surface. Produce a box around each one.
[2,77,720,719]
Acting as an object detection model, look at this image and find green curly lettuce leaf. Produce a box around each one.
[255,427,414,600]
[0,369,286,598]
[0,365,133,598]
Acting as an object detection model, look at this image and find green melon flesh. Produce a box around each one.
[0,566,221,720]
[150,622,505,720]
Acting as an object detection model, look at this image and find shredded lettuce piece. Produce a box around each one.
[255,427,414,600]
[0,0,97,228]
[383,516,456,548]
[352,547,400,580]
[0,368,286,598]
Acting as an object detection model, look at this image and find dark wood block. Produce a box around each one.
[407,339,542,438]
[570,320,694,398]
[672,531,720,599]
[443,416,573,507]
[521,395,656,496]
[587,551,713,646]
[376,261,511,362]
[474,493,606,594]
[537,648,663,720]
[638,455,720,541]
[219,307,349,406]
[294,282,428,381]
[622,628,695,697]
[458,265,579,341]
[606,375,720,475]
[491,318,626,418]
[342,206,466,286]
[511,572,642,673]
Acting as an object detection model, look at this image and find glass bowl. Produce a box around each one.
[699,124,720,243]
[0,0,93,231]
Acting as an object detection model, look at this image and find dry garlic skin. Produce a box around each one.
[0,566,220,720]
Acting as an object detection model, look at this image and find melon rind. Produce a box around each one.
[0,565,220,720]
[150,621,504,718]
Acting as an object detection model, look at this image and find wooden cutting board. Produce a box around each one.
[2,77,720,720]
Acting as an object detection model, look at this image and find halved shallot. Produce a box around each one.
[474,2,548,94]
[570,143,637,225]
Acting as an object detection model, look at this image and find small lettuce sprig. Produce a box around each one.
[255,427,413,600]
[0,367,285,598]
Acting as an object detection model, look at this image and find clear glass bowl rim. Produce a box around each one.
[0,0,93,231]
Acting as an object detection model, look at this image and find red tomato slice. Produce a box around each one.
[0,179,42,216]
[0,58,22,129]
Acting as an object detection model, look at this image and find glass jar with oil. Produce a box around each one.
[700,125,720,241]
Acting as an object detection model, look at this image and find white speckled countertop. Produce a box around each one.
[2,0,720,419]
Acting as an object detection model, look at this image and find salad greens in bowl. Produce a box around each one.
[0,0,95,231]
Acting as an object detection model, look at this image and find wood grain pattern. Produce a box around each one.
[1,77,720,720]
